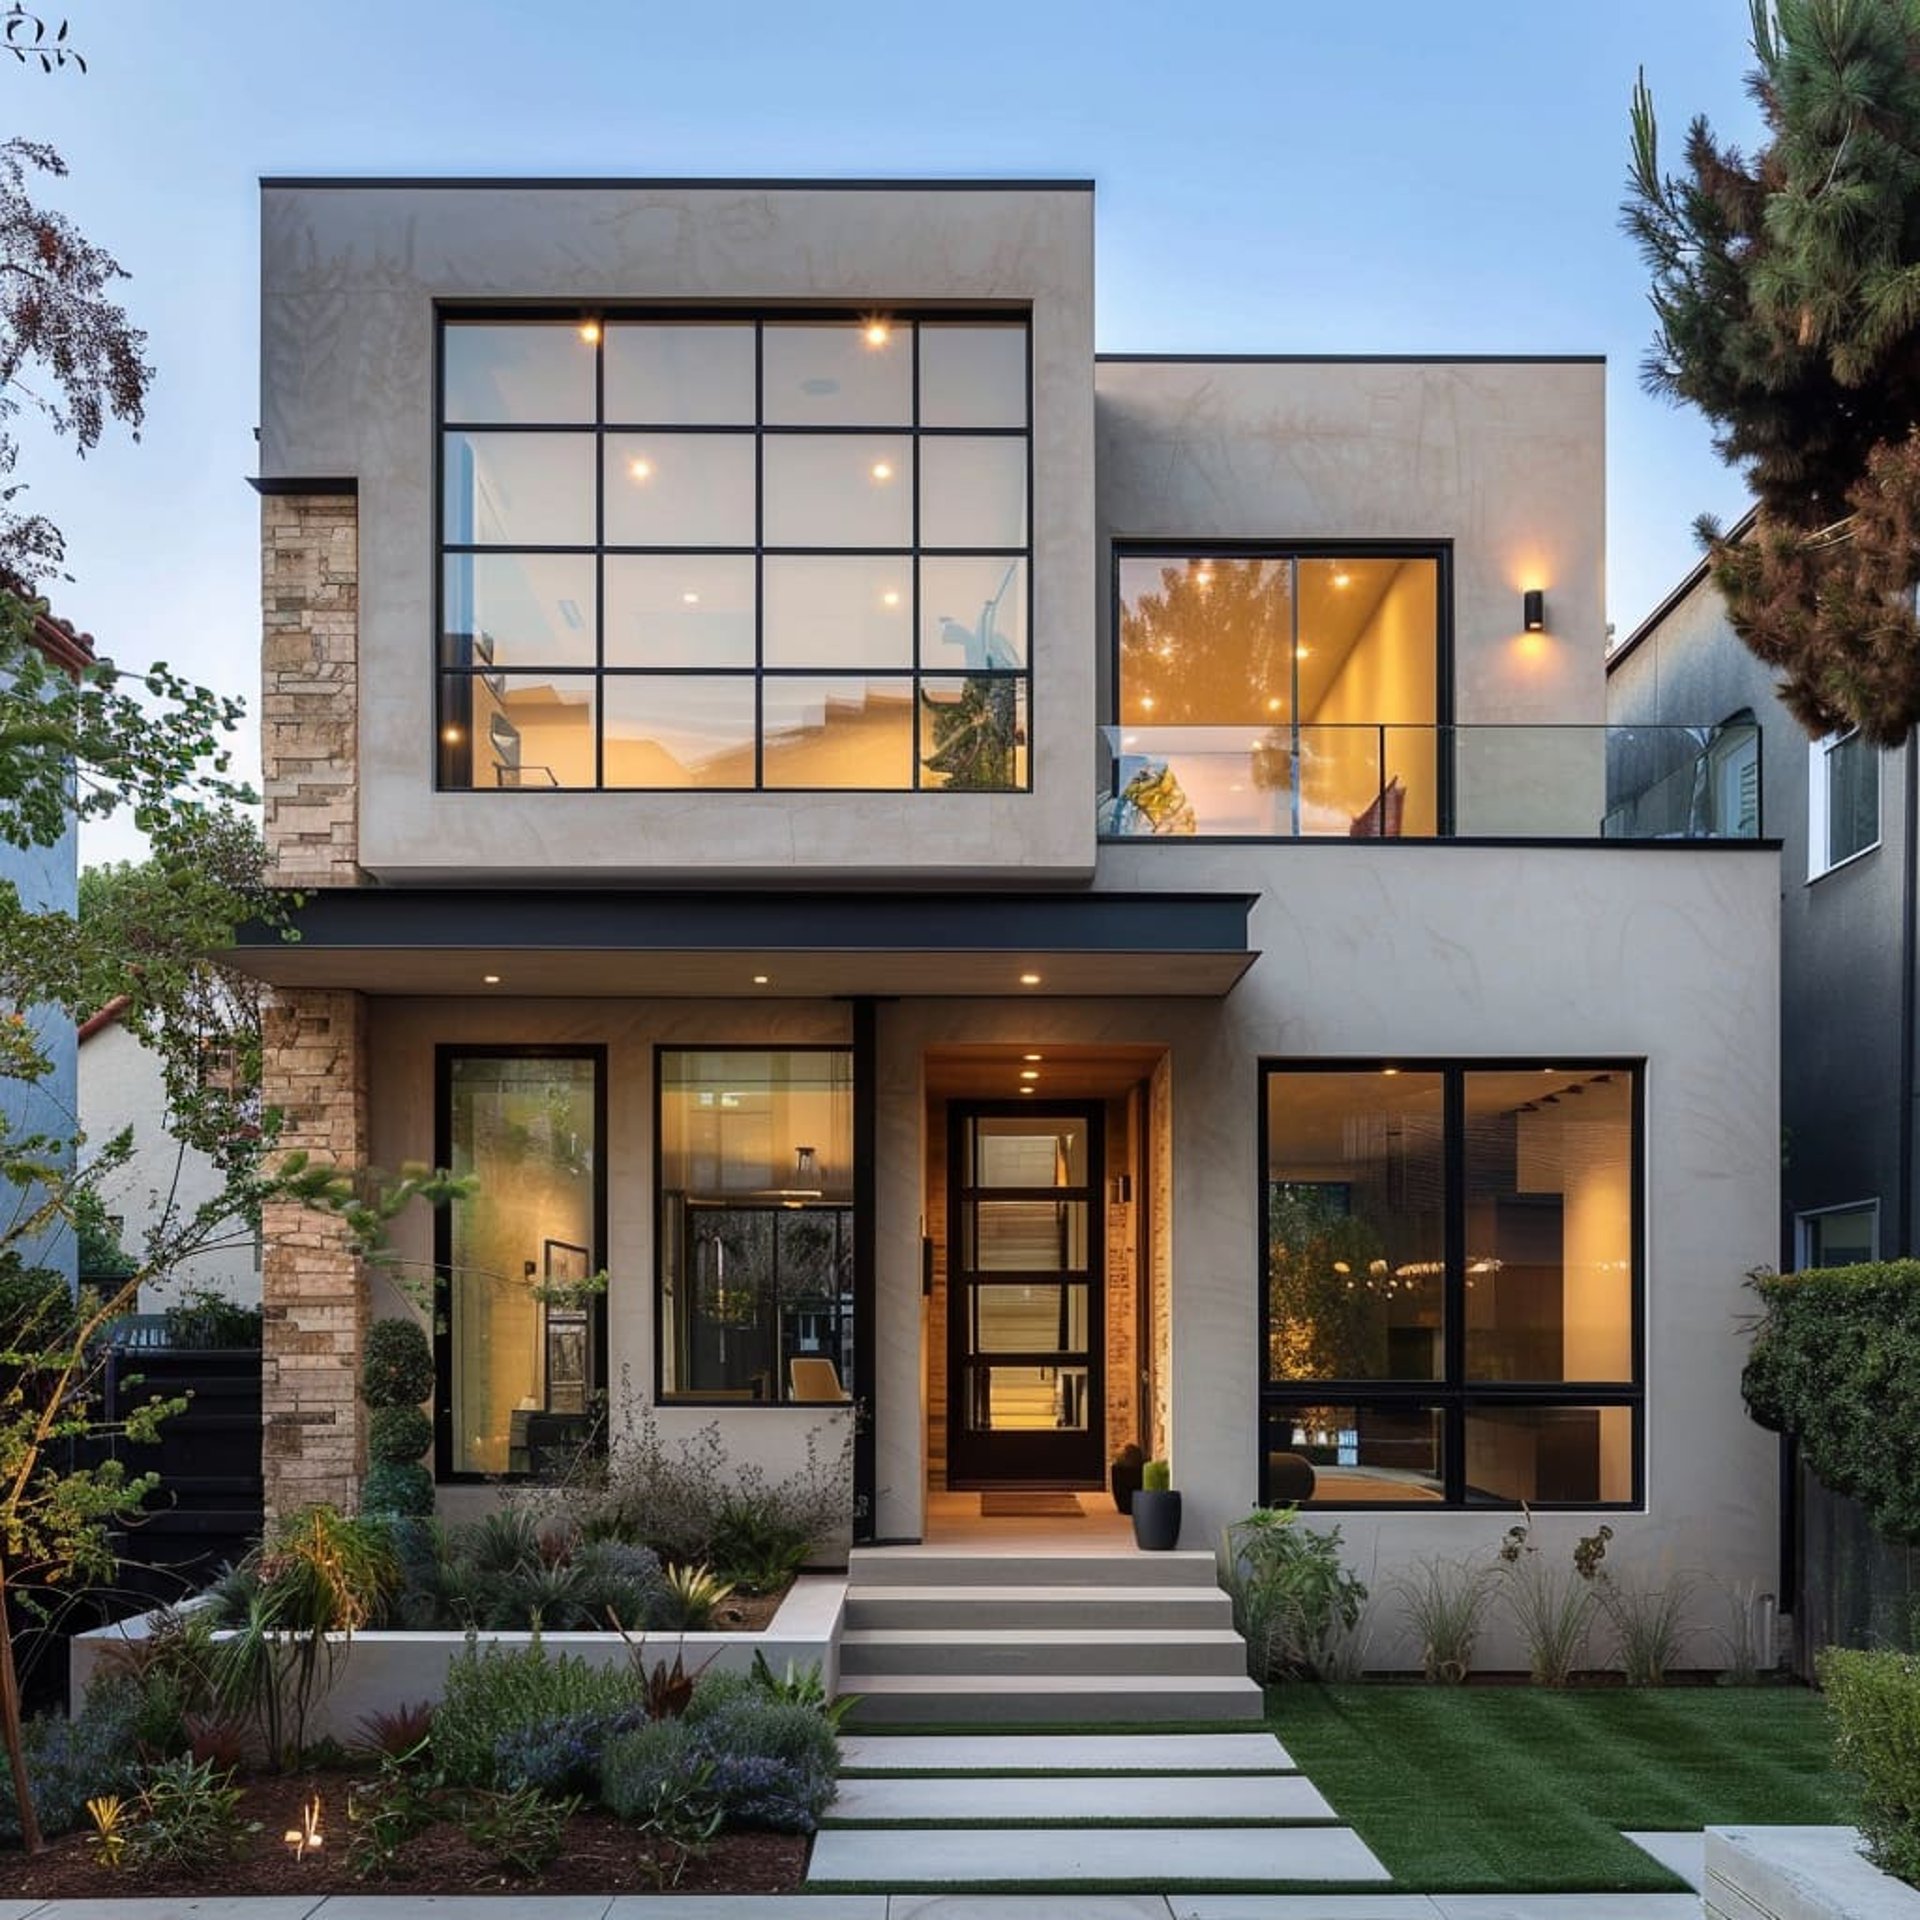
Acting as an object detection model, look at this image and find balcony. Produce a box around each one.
[1097,722,1763,842]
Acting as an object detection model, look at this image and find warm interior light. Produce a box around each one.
[1294,646,1311,659]
[1266,697,1283,712]
[882,590,901,607]
[682,591,700,605]
[1020,972,1043,986]
[578,322,601,344]
[1139,695,1155,711]
[1122,733,1139,747]
[629,457,653,481]
[1332,570,1352,589]
[1382,1067,1400,1076]
[1020,1086,1036,1095]
[441,725,463,744]
[1022,1052,1043,1062]
[1195,567,1214,586]
[482,974,501,985]
[870,460,894,482]
[753,974,771,985]
[1020,1069,1040,1081]
[864,320,891,347]
[1523,588,1546,632]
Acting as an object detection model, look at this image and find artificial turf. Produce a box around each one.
[1266,1683,1859,1892]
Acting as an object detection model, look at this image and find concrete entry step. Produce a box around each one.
[806,1822,1392,1885]
[846,1583,1238,1631]
[840,1626,1251,1677]
[849,1547,1221,1588]
[840,1730,1297,1771]
[829,1771,1338,1822]
[842,1671,1267,1725]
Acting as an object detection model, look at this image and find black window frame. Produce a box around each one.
[653,1040,859,1409]
[1257,1055,1646,1512]
[435,305,1035,796]
[1108,539,1456,834]
[433,1043,609,1485]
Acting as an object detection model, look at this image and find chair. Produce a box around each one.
[1349,775,1407,839]
[788,1356,851,1403]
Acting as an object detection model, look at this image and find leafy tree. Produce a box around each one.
[920,675,1021,790]
[1625,0,1920,743]
[1119,557,1294,726]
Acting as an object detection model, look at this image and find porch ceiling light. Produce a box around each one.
[482,974,501,985]
[1020,1069,1039,1081]
[752,973,770,985]
[1023,1052,1043,1061]
[1523,588,1545,631]
[1019,972,1042,987]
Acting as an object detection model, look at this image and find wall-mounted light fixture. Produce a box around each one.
[1522,589,1546,633]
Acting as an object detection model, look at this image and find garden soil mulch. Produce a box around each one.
[0,1771,808,1900]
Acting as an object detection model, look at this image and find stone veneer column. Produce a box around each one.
[261,492,359,887]
[260,488,368,1515]
[260,989,370,1518]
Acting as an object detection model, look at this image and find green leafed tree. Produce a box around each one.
[1625,0,1920,744]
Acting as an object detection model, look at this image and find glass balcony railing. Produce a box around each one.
[1097,722,1763,841]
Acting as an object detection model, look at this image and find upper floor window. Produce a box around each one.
[437,313,1031,793]
[1106,549,1441,837]
[1808,727,1878,877]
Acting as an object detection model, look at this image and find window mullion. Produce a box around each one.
[1442,1067,1468,1503]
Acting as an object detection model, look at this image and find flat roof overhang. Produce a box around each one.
[229,889,1259,999]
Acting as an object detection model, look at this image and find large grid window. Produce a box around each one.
[438,312,1032,793]
[1260,1061,1642,1510]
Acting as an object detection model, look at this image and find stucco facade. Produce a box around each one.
[243,178,1783,1663]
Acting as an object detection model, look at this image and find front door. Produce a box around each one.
[946,1102,1104,1487]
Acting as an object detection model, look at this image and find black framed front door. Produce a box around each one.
[946,1101,1105,1487]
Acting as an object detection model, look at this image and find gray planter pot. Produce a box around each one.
[1131,1488,1182,1551]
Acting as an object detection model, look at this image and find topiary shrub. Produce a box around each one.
[368,1404,433,1466]
[1819,1646,1920,1884]
[361,1459,434,1518]
[362,1317,433,1412]
[1744,1263,1920,1542]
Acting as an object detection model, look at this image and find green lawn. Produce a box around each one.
[1268,1684,1859,1892]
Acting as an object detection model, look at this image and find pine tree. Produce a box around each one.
[1625,0,1920,743]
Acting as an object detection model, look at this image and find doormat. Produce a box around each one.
[979,1492,1085,1518]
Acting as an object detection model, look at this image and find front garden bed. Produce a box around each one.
[0,1769,807,1900]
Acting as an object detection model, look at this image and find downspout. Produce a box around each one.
[1902,729,1918,1257]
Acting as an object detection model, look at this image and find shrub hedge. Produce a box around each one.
[1818,1646,1920,1884]
[1743,1262,1920,1542]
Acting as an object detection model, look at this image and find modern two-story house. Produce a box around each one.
[234,178,1783,1651]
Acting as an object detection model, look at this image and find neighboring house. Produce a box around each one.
[76,997,261,1307]
[232,179,1781,1646]
[1607,525,1898,1272]
[1,605,96,1290]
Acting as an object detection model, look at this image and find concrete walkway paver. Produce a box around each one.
[1619,1831,1704,1891]
[808,1826,1393,1886]
[832,1774,1335,1823]
[1429,1900,1702,1920]
[841,1734,1295,1773]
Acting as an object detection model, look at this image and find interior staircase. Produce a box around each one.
[838,1545,1265,1724]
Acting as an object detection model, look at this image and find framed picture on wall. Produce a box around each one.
[544,1239,591,1286]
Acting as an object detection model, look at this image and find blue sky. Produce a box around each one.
[11,0,1762,862]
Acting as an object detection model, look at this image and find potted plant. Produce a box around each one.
[1131,1458,1182,1551]
[1110,1443,1145,1515]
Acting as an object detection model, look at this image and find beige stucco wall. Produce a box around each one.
[260,181,1096,885]
[1094,357,1607,733]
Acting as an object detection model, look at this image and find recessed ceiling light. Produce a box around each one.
[1295,646,1312,659]
[1332,570,1352,588]
[578,321,601,344]
[1195,567,1214,586]
[870,460,894,482]
[1020,972,1042,987]
[1022,1052,1043,1062]
[882,590,901,607]
[1139,695,1155,712]
[1266,697,1283,712]
[682,591,700,605]
[1020,1069,1039,1081]
[864,320,891,347]
[1382,1067,1400,1077]
[753,974,770,986]
[1019,1086,1035,1096]
[483,973,501,985]
[440,725,463,744]
[629,458,653,481]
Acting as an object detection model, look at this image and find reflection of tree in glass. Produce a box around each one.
[1267,1183,1390,1383]
[922,675,1020,790]
[776,1210,840,1308]
[1121,559,1293,726]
